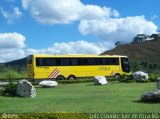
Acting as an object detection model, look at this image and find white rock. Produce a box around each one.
[93,76,107,85]
[132,71,148,81]
[39,80,58,87]
[0,82,9,86]
[141,90,160,101]
[16,79,36,98]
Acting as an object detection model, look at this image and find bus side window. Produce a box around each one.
[88,58,96,65]
[55,58,61,66]
[70,58,78,65]
[36,58,43,66]
[61,58,70,66]
[112,58,119,65]
[102,58,107,65]
[36,58,40,66]
[78,58,83,65]
[48,58,56,66]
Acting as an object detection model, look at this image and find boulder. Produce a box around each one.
[16,79,36,98]
[132,71,148,81]
[157,77,160,90]
[141,90,160,101]
[39,80,58,87]
[93,76,107,85]
[0,82,9,86]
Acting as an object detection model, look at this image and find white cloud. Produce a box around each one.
[22,0,32,10]
[22,0,119,24]
[24,0,83,24]
[0,33,112,63]
[0,0,158,63]
[0,32,26,63]
[0,7,23,23]
[21,0,158,43]
[0,49,25,63]
[0,32,26,49]
[80,5,119,20]
[79,16,158,42]
[26,40,111,55]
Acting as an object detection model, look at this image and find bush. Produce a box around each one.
[57,79,93,84]
[3,70,21,78]
[0,81,17,97]
[136,79,150,83]
[0,68,26,78]
[119,74,135,83]
[149,74,160,82]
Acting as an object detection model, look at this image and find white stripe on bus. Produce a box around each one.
[110,71,115,76]
[49,68,60,78]
[48,68,57,78]
[50,69,60,78]
[49,69,58,78]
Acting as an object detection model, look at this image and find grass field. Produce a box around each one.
[0,82,160,113]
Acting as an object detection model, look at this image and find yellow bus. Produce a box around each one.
[27,54,130,80]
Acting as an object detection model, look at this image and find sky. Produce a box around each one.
[0,0,160,63]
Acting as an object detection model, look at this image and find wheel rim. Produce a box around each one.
[68,75,76,80]
[114,74,121,79]
[56,75,65,80]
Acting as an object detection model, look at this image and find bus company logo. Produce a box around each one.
[110,71,116,76]
[48,68,60,78]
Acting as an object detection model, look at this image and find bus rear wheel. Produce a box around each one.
[56,75,65,80]
[67,75,76,80]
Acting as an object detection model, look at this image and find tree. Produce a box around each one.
[115,41,122,46]
[150,34,160,40]
[132,34,148,43]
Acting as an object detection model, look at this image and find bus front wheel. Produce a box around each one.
[114,73,121,79]
[67,75,76,80]
[56,75,65,80]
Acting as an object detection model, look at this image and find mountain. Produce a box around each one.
[101,39,160,63]
[4,57,27,68]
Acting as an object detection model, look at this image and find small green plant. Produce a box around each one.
[149,74,159,82]
[4,70,21,78]
[0,81,17,97]
[57,79,93,84]
[119,74,135,83]
[0,68,26,78]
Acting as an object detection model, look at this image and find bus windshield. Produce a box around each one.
[27,55,33,64]
[121,58,130,73]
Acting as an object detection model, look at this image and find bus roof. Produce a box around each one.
[30,54,128,58]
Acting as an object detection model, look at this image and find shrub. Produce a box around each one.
[3,70,21,78]
[119,74,135,83]
[149,74,159,82]
[136,79,150,83]
[57,79,93,84]
[0,68,26,78]
[0,81,17,97]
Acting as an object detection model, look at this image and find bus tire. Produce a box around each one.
[56,75,65,80]
[67,75,76,80]
[114,73,121,79]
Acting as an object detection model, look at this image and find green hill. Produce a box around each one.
[101,39,160,73]
[5,57,27,68]
[102,40,160,63]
